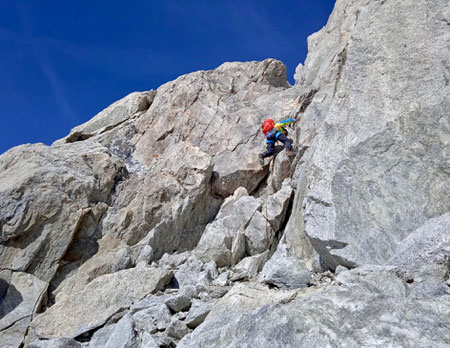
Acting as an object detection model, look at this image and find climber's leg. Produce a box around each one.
[276,133,292,151]
[259,142,276,165]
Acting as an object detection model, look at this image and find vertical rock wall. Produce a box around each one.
[287,0,450,269]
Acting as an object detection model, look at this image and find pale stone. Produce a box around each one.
[30,268,172,338]
[0,142,124,283]
[165,318,190,340]
[195,196,262,267]
[57,91,156,144]
[0,271,47,348]
[25,337,82,348]
[233,251,270,279]
[165,295,191,313]
[289,0,450,270]
[184,299,216,329]
[179,271,450,347]
[259,242,312,289]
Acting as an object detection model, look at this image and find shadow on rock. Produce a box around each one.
[0,278,23,320]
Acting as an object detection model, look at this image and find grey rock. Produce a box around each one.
[0,271,47,348]
[230,233,246,266]
[30,268,172,338]
[233,251,270,280]
[388,212,450,282]
[53,247,132,301]
[266,181,293,232]
[0,142,124,283]
[271,153,294,192]
[136,245,154,265]
[290,0,450,270]
[178,285,198,300]
[140,332,159,348]
[173,256,204,288]
[179,272,450,347]
[202,261,219,280]
[1,0,449,344]
[58,91,156,144]
[165,295,191,313]
[185,299,216,329]
[197,286,230,302]
[244,182,293,255]
[102,315,137,348]
[153,334,176,348]
[132,299,171,335]
[334,265,348,275]
[178,283,297,347]
[215,187,249,220]
[83,59,291,264]
[195,195,262,267]
[129,293,171,313]
[165,318,190,340]
[243,211,271,256]
[1,317,32,348]
[212,271,231,287]
[336,265,408,297]
[25,337,82,348]
[259,242,312,289]
[158,251,191,270]
[88,325,115,348]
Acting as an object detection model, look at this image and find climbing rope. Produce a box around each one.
[264,154,277,241]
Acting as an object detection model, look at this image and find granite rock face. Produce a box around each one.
[180,270,450,348]
[290,0,450,269]
[1,0,450,347]
[0,142,124,282]
[29,267,172,338]
[0,272,47,348]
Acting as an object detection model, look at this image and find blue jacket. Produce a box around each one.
[266,118,295,144]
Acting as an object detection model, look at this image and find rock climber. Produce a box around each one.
[259,118,296,166]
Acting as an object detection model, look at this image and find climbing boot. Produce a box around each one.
[286,150,296,157]
[258,154,265,166]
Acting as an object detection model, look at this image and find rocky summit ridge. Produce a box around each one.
[1,0,449,347]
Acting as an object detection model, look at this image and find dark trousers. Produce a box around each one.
[261,133,292,159]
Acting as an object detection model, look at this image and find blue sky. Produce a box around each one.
[0,0,335,154]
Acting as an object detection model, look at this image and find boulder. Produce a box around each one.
[30,267,172,338]
[179,270,450,347]
[165,295,191,313]
[388,212,450,280]
[178,283,297,347]
[88,314,137,348]
[233,252,270,280]
[244,181,293,255]
[173,256,204,288]
[132,298,172,335]
[259,242,312,289]
[88,325,115,348]
[0,142,124,283]
[0,272,47,348]
[165,318,190,340]
[52,246,132,302]
[184,299,216,329]
[195,196,262,267]
[25,337,82,348]
[387,212,450,297]
[72,59,294,265]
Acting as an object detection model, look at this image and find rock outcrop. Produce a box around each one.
[1,0,449,347]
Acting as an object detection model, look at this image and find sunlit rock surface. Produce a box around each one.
[1,0,449,346]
